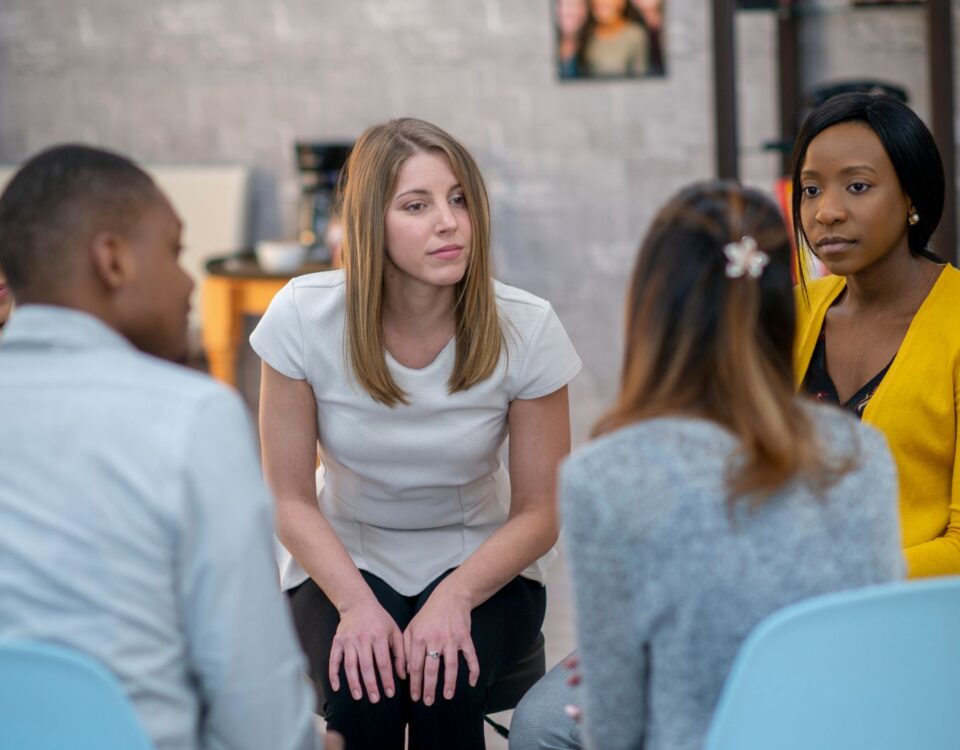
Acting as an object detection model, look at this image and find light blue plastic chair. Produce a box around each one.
[703,576,960,750]
[0,640,154,750]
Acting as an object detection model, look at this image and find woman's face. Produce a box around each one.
[590,0,627,25]
[557,0,588,35]
[798,121,912,277]
[383,150,472,294]
[0,265,12,326]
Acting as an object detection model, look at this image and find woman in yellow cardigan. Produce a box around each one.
[791,93,959,577]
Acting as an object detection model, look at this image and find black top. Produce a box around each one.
[802,321,894,420]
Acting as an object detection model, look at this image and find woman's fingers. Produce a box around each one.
[328,639,344,692]
[391,627,407,681]
[564,652,582,686]
[372,636,396,699]
[342,643,363,700]
[440,644,458,700]
[330,600,407,703]
[441,636,479,699]
[461,637,480,689]
[406,634,424,702]
[356,641,381,702]
[406,638,482,703]
[421,645,441,706]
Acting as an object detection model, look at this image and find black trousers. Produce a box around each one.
[288,569,546,750]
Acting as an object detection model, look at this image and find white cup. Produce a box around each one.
[255,240,307,274]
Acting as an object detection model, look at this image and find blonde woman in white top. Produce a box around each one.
[251,118,581,750]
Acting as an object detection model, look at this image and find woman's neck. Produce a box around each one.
[841,250,941,316]
[381,277,457,340]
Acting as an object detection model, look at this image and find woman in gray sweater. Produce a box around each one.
[511,182,904,750]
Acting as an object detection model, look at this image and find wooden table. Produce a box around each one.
[201,253,330,386]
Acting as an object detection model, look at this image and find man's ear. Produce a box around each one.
[90,231,135,291]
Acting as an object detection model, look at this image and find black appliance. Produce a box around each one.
[295,142,352,262]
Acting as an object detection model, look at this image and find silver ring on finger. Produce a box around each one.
[426,650,441,660]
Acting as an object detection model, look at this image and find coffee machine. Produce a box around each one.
[295,142,352,263]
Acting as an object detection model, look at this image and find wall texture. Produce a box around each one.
[0,0,956,441]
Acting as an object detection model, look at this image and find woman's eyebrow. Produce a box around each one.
[394,188,429,200]
[837,164,879,176]
[394,183,462,200]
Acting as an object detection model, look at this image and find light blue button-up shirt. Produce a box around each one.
[0,306,320,750]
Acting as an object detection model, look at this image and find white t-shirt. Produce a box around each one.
[250,270,582,595]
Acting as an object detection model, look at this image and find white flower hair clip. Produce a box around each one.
[723,235,769,279]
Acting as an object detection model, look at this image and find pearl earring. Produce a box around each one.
[909,210,920,226]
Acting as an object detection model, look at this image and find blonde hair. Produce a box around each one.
[594,181,851,505]
[339,118,502,406]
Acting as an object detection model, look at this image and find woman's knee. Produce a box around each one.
[508,656,582,750]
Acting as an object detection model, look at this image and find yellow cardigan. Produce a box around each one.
[794,265,960,578]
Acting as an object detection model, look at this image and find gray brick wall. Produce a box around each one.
[0,0,956,441]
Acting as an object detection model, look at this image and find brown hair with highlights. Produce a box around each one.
[595,181,851,504]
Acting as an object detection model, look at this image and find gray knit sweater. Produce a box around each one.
[561,405,905,750]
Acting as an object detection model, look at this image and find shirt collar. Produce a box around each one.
[0,304,136,354]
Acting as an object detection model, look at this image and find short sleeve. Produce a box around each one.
[249,281,306,380]
[515,304,582,400]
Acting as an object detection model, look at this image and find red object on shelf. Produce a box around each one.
[775,176,827,283]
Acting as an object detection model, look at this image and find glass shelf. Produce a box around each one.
[737,0,925,18]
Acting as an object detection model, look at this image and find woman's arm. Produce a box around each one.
[904,526,960,576]
[903,383,960,577]
[259,363,406,702]
[404,385,571,705]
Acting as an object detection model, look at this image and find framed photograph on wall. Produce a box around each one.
[554,0,666,80]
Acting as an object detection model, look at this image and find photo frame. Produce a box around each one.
[554,0,666,81]
[851,1,922,5]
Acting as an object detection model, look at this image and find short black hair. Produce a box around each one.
[790,93,945,261]
[0,144,158,293]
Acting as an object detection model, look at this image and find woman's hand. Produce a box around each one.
[329,596,406,703]
[562,652,583,723]
[403,585,480,706]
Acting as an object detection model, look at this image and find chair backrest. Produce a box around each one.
[703,576,960,750]
[141,165,252,352]
[0,640,154,750]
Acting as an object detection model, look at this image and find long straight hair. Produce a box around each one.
[339,118,502,406]
[595,181,848,503]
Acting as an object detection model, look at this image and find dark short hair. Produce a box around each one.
[0,144,158,293]
[790,93,945,260]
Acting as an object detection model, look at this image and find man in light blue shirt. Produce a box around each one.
[0,145,333,750]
